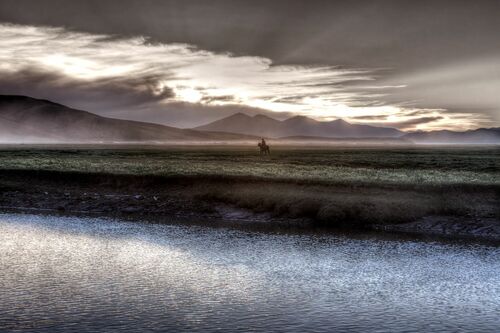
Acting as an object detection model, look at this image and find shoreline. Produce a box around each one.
[1,169,498,244]
[2,206,500,246]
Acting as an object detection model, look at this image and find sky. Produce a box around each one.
[0,0,499,130]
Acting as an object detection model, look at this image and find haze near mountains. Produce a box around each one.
[0,95,255,143]
[196,113,500,143]
[0,95,498,144]
[196,113,403,138]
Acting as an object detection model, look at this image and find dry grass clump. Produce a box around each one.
[194,182,497,228]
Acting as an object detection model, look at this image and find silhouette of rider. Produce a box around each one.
[261,138,266,146]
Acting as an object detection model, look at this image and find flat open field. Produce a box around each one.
[0,145,498,239]
[0,145,498,187]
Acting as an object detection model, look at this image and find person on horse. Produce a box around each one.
[258,138,270,155]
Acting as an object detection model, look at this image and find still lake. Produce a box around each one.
[0,213,499,332]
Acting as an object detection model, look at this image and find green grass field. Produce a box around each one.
[0,145,498,228]
[0,145,498,187]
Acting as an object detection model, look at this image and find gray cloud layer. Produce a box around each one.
[2,0,499,69]
[0,68,174,110]
[0,1,499,130]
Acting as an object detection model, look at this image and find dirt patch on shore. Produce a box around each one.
[0,169,498,241]
[374,217,500,242]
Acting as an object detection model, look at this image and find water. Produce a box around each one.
[0,214,499,333]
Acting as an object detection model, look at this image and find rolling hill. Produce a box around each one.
[1,95,498,144]
[0,95,255,143]
[403,128,500,144]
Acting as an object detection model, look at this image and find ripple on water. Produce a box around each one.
[0,213,499,333]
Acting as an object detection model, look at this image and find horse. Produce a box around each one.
[258,142,270,155]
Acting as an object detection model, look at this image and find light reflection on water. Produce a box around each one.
[0,213,499,333]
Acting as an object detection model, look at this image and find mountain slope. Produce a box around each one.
[404,128,500,144]
[0,95,256,143]
[2,95,498,144]
[195,113,403,138]
[195,113,283,138]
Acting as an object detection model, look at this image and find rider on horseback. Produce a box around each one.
[258,138,270,155]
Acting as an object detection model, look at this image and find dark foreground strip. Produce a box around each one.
[0,168,498,193]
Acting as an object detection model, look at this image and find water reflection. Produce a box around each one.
[0,214,499,332]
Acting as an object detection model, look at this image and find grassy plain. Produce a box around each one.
[0,145,498,229]
[0,145,498,187]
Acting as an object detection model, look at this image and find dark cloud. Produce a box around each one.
[271,95,312,104]
[0,68,174,112]
[0,68,293,127]
[0,1,499,129]
[200,95,236,104]
[349,115,389,121]
[1,0,499,70]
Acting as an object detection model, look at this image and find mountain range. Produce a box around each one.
[195,112,403,138]
[404,128,500,144]
[0,95,255,143]
[0,95,498,144]
[196,112,500,143]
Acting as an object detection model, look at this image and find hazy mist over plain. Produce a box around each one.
[0,0,499,143]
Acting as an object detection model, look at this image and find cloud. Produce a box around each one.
[348,112,446,130]
[349,115,389,121]
[380,58,500,123]
[0,67,174,111]
[200,95,237,104]
[0,23,496,130]
[368,116,444,130]
[105,102,295,128]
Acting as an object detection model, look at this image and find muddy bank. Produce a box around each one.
[0,169,314,232]
[0,169,498,242]
[373,217,500,242]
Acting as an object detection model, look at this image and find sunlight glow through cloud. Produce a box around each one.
[0,23,490,130]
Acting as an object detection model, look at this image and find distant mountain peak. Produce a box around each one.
[2,95,496,144]
[0,95,256,143]
[227,112,251,118]
[283,115,318,124]
[195,112,403,138]
[403,127,500,143]
[286,115,309,120]
[330,118,350,125]
[1,94,64,107]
